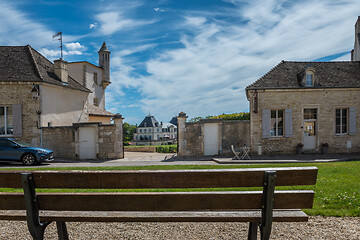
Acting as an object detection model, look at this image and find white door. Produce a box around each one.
[303,121,316,150]
[303,108,317,151]
[79,127,97,159]
[204,123,219,155]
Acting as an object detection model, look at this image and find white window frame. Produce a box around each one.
[335,108,348,135]
[305,73,314,86]
[270,110,284,137]
[0,106,12,137]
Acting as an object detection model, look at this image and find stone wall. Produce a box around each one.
[248,88,360,154]
[177,113,250,156]
[41,115,124,160]
[42,126,76,159]
[98,123,124,159]
[182,122,203,156]
[0,83,41,145]
[222,120,251,155]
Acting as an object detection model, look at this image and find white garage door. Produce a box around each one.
[79,127,97,159]
[204,123,219,156]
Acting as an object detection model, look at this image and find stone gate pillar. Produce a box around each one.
[177,112,188,156]
[113,113,124,158]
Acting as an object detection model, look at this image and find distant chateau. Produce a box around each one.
[132,115,177,146]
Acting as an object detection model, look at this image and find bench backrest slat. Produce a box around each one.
[0,191,314,211]
[0,167,318,189]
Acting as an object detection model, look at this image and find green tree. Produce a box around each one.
[189,112,250,122]
[123,122,137,144]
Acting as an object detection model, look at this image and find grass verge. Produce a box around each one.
[1,161,359,217]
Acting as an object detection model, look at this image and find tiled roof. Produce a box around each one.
[99,42,110,52]
[0,45,90,92]
[138,115,160,127]
[87,104,114,117]
[246,61,360,90]
[169,116,178,126]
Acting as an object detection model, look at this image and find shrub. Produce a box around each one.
[156,145,177,153]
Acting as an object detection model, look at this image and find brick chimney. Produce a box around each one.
[54,59,68,83]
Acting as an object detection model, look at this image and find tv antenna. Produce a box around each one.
[52,32,63,59]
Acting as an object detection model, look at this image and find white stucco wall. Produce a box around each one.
[68,62,105,110]
[40,84,89,127]
[68,63,84,86]
[84,65,105,109]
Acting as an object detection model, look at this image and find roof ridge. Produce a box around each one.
[246,60,285,89]
[29,45,91,92]
[26,45,43,81]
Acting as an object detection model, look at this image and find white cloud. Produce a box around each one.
[154,7,165,12]
[64,42,84,51]
[0,2,54,47]
[89,23,97,29]
[96,11,153,35]
[40,48,83,60]
[107,0,360,121]
[332,53,351,61]
[184,16,206,27]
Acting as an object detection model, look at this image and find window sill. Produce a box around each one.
[335,133,348,136]
[268,136,287,140]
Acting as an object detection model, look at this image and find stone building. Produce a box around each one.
[245,17,360,155]
[68,42,114,124]
[132,115,177,145]
[0,43,123,160]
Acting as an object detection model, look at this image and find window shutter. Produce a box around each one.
[12,104,22,137]
[285,108,293,137]
[349,107,356,135]
[262,109,271,138]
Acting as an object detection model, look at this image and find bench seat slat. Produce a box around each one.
[0,167,318,189]
[0,210,309,223]
[0,191,314,211]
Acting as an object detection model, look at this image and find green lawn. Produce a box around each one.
[1,161,359,217]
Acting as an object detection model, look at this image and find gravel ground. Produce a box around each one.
[0,216,359,239]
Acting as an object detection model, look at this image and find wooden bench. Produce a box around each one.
[0,167,318,240]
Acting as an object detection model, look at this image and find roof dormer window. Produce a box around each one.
[305,73,313,86]
[304,67,315,87]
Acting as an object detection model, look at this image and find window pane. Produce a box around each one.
[336,125,340,134]
[270,110,277,136]
[306,74,313,86]
[342,109,347,133]
[0,107,4,135]
[6,106,12,135]
[304,109,317,119]
[336,109,340,117]
[277,110,284,136]
[271,110,276,118]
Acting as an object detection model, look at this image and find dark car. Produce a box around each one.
[0,138,54,166]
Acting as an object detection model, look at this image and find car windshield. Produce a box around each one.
[12,139,30,147]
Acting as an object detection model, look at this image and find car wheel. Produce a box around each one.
[22,153,36,166]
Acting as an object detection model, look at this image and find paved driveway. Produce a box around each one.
[0,152,216,168]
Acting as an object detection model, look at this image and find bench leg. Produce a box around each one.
[56,221,69,240]
[21,173,52,240]
[247,222,258,240]
[260,171,276,240]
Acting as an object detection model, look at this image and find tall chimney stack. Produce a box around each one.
[352,16,360,61]
[54,59,68,83]
[98,42,111,88]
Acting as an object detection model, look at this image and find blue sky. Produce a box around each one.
[0,0,358,124]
